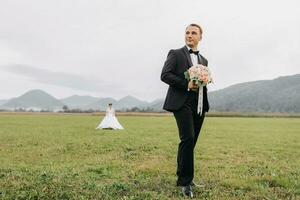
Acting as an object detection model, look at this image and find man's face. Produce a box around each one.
[185,26,202,49]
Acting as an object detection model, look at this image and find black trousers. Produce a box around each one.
[173,92,205,186]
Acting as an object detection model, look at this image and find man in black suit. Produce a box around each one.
[161,24,209,198]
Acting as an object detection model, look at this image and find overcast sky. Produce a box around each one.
[1,0,299,101]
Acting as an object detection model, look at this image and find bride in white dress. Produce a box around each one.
[96,103,124,130]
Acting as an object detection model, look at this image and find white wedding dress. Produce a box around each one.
[96,107,124,130]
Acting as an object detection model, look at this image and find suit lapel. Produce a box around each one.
[182,46,193,68]
[198,54,203,65]
[199,54,207,66]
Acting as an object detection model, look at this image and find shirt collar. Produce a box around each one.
[186,45,199,52]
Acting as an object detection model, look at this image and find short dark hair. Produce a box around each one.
[186,23,203,35]
[108,103,112,106]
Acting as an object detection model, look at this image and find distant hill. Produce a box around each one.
[118,95,148,109]
[83,97,118,110]
[1,74,299,113]
[1,89,64,111]
[0,99,8,106]
[82,96,149,111]
[0,91,154,111]
[60,95,100,108]
[147,98,164,111]
[209,74,300,113]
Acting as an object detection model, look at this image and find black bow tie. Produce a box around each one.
[189,49,199,55]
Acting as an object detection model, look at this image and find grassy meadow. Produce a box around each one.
[0,113,299,200]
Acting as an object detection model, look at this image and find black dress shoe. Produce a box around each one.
[181,185,193,198]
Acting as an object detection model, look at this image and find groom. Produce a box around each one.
[161,23,209,198]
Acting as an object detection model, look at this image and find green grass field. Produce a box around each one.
[0,113,299,200]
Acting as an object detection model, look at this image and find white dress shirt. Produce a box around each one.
[186,45,199,66]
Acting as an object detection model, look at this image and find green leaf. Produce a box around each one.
[184,71,190,80]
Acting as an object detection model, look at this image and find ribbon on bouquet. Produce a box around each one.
[197,85,203,115]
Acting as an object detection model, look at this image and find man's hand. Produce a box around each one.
[188,80,199,92]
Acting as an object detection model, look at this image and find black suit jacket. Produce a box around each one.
[161,46,209,112]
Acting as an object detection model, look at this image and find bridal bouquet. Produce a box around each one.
[184,64,213,86]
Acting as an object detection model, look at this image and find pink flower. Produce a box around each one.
[185,64,213,86]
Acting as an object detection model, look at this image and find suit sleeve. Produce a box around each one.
[160,50,189,90]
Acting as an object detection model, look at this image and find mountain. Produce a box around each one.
[147,98,164,111]
[209,74,300,113]
[84,97,118,110]
[1,74,299,113]
[83,96,150,111]
[118,95,148,108]
[1,89,64,111]
[60,95,100,108]
[0,99,8,106]
[0,90,155,111]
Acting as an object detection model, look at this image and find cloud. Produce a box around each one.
[0,0,300,100]
[1,64,113,92]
